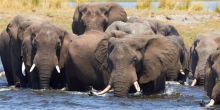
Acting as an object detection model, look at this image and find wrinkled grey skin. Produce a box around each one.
[105,21,154,35]
[65,30,111,91]
[0,30,19,86]
[72,2,127,35]
[22,23,74,89]
[204,50,220,104]
[190,32,220,85]
[106,35,182,97]
[6,15,37,87]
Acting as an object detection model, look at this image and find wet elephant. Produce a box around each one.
[72,2,127,35]
[21,23,74,89]
[190,32,220,86]
[94,34,182,97]
[0,30,19,86]
[64,30,112,91]
[204,49,220,107]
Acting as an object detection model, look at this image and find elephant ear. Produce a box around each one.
[165,24,180,36]
[128,37,164,84]
[72,4,87,35]
[95,37,109,65]
[59,30,74,69]
[104,3,127,26]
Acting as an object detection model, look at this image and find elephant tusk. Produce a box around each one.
[134,81,141,92]
[29,64,36,72]
[56,65,60,73]
[22,62,26,76]
[206,99,215,107]
[191,79,197,86]
[93,85,111,96]
[180,69,185,75]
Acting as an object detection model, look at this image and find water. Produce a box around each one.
[68,1,220,11]
[0,71,217,110]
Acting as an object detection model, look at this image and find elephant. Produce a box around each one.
[64,30,114,91]
[204,49,220,107]
[72,2,127,35]
[93,34,183,97]
[190,32,220,86]
[21,23,74,89]
[0,30,19,86]
[105,21,154,35]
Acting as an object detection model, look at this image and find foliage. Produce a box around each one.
[216,4,220,13]
[136,0,152,10]
[159,0,178,10]
[189,2,204,11]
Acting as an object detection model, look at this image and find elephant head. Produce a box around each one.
[190,32,220,86]
[148,20,179,36]
[204,50,220,107]
[72,2,127,35]
[93,35,181,97]
[22,23,73,89]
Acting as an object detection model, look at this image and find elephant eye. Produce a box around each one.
[32,38,37,49]
[56,40,61,49]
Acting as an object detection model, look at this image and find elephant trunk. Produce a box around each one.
[113,80,131,97]
[38,65,53,89]
[194,59,206,85]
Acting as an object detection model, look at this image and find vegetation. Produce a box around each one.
[189,2,204,11]
[136,0,152,9]
[0,0,219,48]
[216,4,220,13]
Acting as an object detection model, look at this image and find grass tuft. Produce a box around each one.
[189,2,204,11]
[136,0,152,10]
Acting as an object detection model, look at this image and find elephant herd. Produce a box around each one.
[0,2,220,107]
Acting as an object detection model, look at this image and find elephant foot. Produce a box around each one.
[199,100,205,107]
[132,90,142,96]
[14,82,21,88]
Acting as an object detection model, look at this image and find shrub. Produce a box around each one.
[189,2,204,11]
[49,0,62,8]
[159,0,177,10]
[136,0,152,10]
[216,4,220,13]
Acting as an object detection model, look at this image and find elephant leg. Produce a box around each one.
[50,70,66,89]
[30,70,40,89]
[211,81,220,104]
[1,57,15,86]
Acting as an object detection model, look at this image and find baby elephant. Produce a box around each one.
[204,50,220,107]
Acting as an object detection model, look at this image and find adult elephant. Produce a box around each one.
[64,30,115,91]
[21,23,74,89]
[204,49,220,107]
[72,2,127,35]
[190,32,220,86]
[93,34,182,97]
[0,30,19,86]
[105,21,154,35]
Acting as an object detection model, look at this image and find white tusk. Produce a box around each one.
[29,64,36,72]
[206,99,215,107]
[134,81,141,92]
[191,79,197,86]
[56,65,60,73]
[22,62,26,76]
[93,85,111,96]
[180,69,185,75]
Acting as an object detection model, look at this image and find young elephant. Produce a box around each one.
[21,23,74,89]
[105,21,154,35]
[72,2,127,35]
[94,35,182,97]
[204,50,220,107]
[190,32,220,86]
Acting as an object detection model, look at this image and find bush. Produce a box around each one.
[136,0,152,10]
[189,2,204,11]
[49,0,62,8]
[159,0,177,10]
[216,4,220,13]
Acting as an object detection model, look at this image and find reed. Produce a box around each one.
[216,4,220,13]
[189,2,204,11]
[136,0,152,10]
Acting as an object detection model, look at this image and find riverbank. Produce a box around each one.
[0,7,220,47]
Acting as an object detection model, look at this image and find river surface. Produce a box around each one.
[68,1,220,11]
[0,59,219,110]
